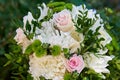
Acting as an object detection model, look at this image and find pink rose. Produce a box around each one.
[65,54,85,73]
[14,28,31,52]
[53,9,74,32]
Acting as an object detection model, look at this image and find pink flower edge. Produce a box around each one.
[65,54,85,73]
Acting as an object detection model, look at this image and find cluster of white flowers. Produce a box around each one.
[14,3,114,80]
[29,53,66,80]
[33,20,82,53]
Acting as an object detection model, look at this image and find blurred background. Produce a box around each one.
[0,0,120,80]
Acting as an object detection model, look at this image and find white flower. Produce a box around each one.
[84,53,114,74]
[89,13,112,54]
[98,26,112,46]
[16,3,114,80]
[87,9,96,19]
[90,14,112,46]
[23,12,36,33]
[96,26,112,55]
[90,14,103,32]
[38,3,49,21]
[97,48,108,54]
[29,53,66,80]
[71,5,79,22]
[33,20,83,53]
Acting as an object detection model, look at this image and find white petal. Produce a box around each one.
[38,3,49,21]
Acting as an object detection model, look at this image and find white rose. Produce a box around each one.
[53,9,74,32]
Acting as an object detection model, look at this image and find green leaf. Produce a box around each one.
[28,33,34,39]
[63,48,71,59]
[47,2,65,8]
[4,54,12,60]
[65,3,72,10]
[27,73,33,80]
[115,60,120,70]
[26,20,31,32]
[3,61,11,67]
[112,36,119,51]
[9,45,22,54]
[72,71,79,79]
[16,57,22,63]
[106,43,114,51]
[51,45,61,56]
[63,48,69,54]
[64,72,71,80]
[18,66,23,72]
[39,76,46,80]
[82,77,89,80]
[53,6,65,12]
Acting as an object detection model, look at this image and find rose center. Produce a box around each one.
[69,59,79,68]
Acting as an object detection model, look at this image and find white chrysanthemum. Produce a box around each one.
[33,20,84,53]
[84,53,114,74]
[29,53,66,80]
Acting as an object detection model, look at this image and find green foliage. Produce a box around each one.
[47,2,65,8]
[76,11,95,34]
[64,72,71,80]
[78,68,103,80]
[63,48,71,59]
[106,57,120,80]
[75,9,104,54]
[47,2,73,12]
[97,7,120,80]
[64,71,79,80]
[39,76,46,80]
[3,39,33,80]
[64,68,104,80]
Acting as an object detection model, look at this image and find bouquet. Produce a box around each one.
[5,2,117,80]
